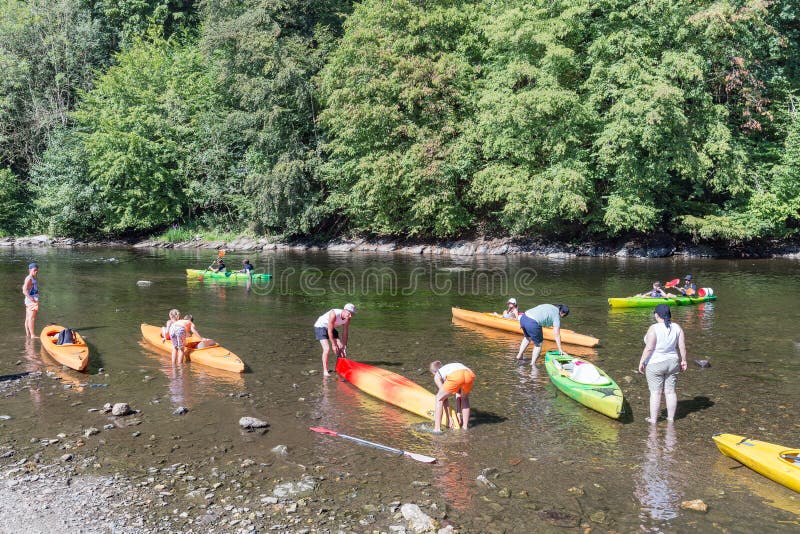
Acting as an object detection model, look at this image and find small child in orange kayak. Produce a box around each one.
[430,361,475,432]
[169,314,202,365]
[161,308,180,340]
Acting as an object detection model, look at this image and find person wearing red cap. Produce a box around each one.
[313,303,357,376]
[22,263,39,338]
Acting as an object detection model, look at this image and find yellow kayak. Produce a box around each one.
[40,325,89,371]
[140,323,245,373]
[451,307,600,347]
[713,433,800,493]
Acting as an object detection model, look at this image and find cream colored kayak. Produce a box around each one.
[713,433,800,493]
[451,307,600,347]
[140,323,245,373]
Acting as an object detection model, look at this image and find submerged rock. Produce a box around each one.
[239,417,268,430]
[172,406,189,415]
[680,499,708,512]
[111,403,131,416]
[272,476,317,498]
[401,503,435,533]
[538,509,580,527]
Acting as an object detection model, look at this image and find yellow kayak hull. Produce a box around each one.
[451,307,600,347]
[713,433,800,493]
[140,323,245,373]
[40,325,89,371]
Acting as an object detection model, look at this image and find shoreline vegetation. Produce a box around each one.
[2,233,800,259]
[0,1,798,248]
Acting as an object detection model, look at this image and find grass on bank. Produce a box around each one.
[154,225,252,243]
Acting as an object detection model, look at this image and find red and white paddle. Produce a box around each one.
[309,426,436,464]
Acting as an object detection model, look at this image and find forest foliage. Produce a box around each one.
[0,0,798,242]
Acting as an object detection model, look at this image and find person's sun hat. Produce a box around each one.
[28,263,38,270]
[344,303,357,314]
[507,298,517,305]
[684,274,693,280]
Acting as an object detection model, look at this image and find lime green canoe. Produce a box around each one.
[607,295,716,308]
[544,351,624,419]
[185,269,272,282]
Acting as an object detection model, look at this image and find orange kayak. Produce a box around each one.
[451,307,600,347]
[40,325,89,371]
[336,357,460,428]
[140,323,245,373]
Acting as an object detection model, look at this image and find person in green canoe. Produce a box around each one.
[210,258,226,273]
[677,275,698,296]
[515,303,569,363]
[240,259,254,274]
[636,281,673,298]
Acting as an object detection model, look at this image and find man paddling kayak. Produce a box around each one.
[677,275,697,296]
[22,263,39,338]
[430,361,475,432]
[314,303,356,377]
[515,304,569,363]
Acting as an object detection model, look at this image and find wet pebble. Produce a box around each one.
[271,445,288,457]
[238,417,268,430]
[84,428,100,438]
[680,499,708,512]
[103,424,114,430]
[476,475,496,489]
[172,407,189,415]
[111,403,131,416]
[400,503,435,533]
[568,486,585,496]
[538,509,580,527]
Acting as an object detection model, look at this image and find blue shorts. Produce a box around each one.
[519,315,543,345]
[314,327,339,341]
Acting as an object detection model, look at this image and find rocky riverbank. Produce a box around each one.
[3,234,800,258]
[0,370,460,534]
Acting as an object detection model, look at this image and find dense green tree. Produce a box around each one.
[29,129,106,237]
[201,0,352,235]
[318,0,481,237]
[72,31,224,234]
[0,167,23,235]
[0,0,108,175]
[469,1,595,235]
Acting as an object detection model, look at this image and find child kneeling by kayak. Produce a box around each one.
[430,361,475,432]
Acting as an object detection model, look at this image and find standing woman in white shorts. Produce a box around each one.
[639,304,687,423]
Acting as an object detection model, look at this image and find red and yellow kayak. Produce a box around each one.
[451,307,600,347]
[40,325,89,371]
[140,323,245,373]
[336,357,459,428]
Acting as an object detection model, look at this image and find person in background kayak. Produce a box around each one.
[22,263,39,338]
[515,304,569,363]
[639,304,687,423]
[161,308,180,340]
[501,298,520,319]
[637,281,672,298]
[211,258,226,273]
[169,314,202,365]
[677,275,697,296]
[240,259,254,274]
[313,303,357,377]
[430,361,475,432]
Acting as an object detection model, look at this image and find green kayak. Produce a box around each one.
[185,269,272,282]
[607,295,716,308]
[544,351,624,419]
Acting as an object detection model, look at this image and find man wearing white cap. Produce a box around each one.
[502,298,520,319]
[313,303,357,376]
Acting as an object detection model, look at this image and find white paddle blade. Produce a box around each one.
[404,451,437,463]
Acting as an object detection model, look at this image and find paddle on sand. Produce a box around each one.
[309,427,436,464]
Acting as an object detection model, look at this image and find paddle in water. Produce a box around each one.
[309,427,436,464]
[198,249,226,281]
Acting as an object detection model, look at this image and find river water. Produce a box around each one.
[1,247,799,531]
